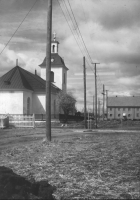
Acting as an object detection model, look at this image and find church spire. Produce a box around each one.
[51,31,59,54]
[53,31,56,41]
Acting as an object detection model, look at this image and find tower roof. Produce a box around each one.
[0,65,61,93]
[39,53,69,70]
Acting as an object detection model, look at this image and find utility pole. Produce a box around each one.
[46,0,52,141]
[93,95,94,118]
[98,98,100,121]
[92,63,100,128]
[102,84,105,121]
[83,56,87,129]
[106,90,108,120]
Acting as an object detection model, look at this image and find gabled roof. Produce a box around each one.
[0,66,61,93]
[39,53,69,70]
[108,96,140,107]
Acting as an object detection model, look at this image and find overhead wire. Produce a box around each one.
[58,0,105,92]
[0,0,38,56]
[57,0,86,57]
[57,0,94,73]
[67,0,95,73]
[67,0,93,64]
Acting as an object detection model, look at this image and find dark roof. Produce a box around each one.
[39,53,69,70]
[108,96,140,107]
[0,66,61,93]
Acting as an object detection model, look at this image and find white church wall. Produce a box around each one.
[41,67,63,90]
[32,92,60,118]
[23,91,33,114]
[0,91,23,114]
[62,68,67,93]
[32,93,46,114]
[51,67,62,90]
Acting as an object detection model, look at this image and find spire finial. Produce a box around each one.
[53,31,56,41]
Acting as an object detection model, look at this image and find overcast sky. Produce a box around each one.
[0,0,140,111]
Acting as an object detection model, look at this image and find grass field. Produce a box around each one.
[0,128,140,199]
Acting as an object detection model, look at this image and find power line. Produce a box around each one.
[67,0,93,63]
[58,0,104,91]
[63,0,92,69]
[67,0,95,73]
[0,0,38,56]
[57,0,94,73]
[57,0,85,57]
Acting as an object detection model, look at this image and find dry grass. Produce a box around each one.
[0,131,140,199]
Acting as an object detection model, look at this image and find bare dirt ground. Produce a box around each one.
[0,128,140,199]
[0,128,81,151]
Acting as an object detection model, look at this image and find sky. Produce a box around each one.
[0,0,140,111]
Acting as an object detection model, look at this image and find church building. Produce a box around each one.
[0,34,68,118]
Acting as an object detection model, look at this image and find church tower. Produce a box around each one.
[39,32,68,93]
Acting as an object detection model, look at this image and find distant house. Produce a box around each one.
[0,34,68,118]
[108,96,140,120]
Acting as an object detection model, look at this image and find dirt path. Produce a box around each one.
[0,128,84,151]
[1,127,140,151]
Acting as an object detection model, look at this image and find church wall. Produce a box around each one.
[23,91,33,114]
[62,68,67,93]
[51,67,63,90]
[0,91,23,114]
[32,93,46,114]
[41,67,63,90]
[32,92,60,119]
[51,93,60,118]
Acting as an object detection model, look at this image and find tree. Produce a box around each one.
[56,91,76,123]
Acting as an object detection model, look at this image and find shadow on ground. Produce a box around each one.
[0,166,56,199]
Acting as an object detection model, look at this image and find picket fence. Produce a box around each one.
[0,114,35,128]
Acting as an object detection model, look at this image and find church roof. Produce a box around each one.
[39,53,69,70]
[0,65,61,93]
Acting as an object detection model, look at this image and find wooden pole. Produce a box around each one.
[46,0,52,141]
[95,64,97,128]
[92,63,100,128]
[103,84,105,121]
[83,56,87,129]
[93,95,94,117]
[98,98,100,121]
[106,90,108,120]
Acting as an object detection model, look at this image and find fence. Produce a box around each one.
[0,114,35,128]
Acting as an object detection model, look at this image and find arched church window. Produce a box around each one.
[27,97,30,115]
[52,45,55,53]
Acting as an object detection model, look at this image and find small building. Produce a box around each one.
[108,96,140,120]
